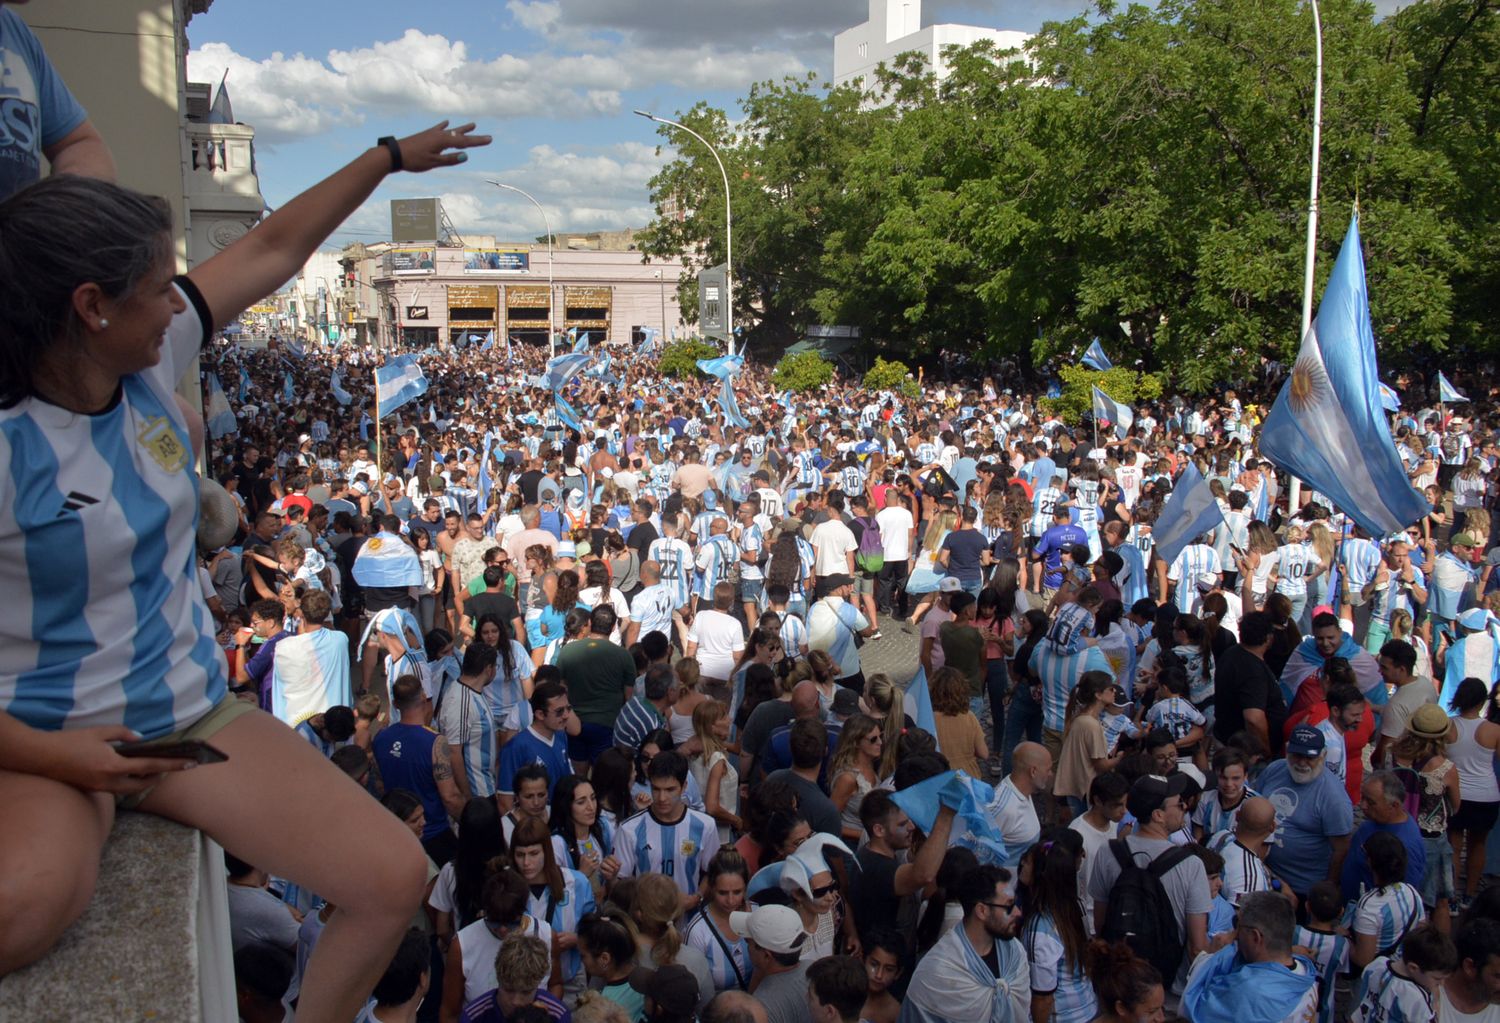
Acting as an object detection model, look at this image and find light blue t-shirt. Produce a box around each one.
[0,11,87,200]
[1259,759,1355,894]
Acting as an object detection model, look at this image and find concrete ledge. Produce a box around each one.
[0,812,234,1022]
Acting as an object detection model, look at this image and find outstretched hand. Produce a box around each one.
[396,121,492,172]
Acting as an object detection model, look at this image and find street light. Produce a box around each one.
[486,180,557,359]
[634,109,734,355]
[1288,0,1324,517]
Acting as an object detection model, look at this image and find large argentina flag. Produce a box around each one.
[375,355,429,419]
[1258,217,1429,536]
[351,531,423,588]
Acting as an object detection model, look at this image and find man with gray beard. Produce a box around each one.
[1254,725,1354,904]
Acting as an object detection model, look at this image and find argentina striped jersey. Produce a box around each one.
[0,281,227,739]
[648,537,695,608]
[437,681,497,798]
[613,806,721,895]
[685,911,751,991]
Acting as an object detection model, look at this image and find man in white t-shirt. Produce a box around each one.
[684,581,745,703]
[988,742,1052,868]
[874,490,915,618]
[1069,772,1128,932]
[1315,683,1364,790]
[810,491,858,599]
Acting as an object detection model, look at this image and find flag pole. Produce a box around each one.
[1288,0,1324,520]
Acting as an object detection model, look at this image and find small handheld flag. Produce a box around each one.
[1438,371,1467,404]
[1090,385,1133,440]
[1082,338,1113,371]
[205,372,237,438]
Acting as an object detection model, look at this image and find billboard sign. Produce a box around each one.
[390,198,440,243]
[463,248,530,274]
[388,248,436,275]
[698,264,728,340]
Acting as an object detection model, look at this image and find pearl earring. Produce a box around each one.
[99,318,109,328]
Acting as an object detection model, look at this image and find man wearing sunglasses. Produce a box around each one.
[902,864,1028,1023]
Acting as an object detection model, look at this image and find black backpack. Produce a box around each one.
[1100,839,1195,984]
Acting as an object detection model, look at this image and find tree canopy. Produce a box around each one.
[635,0,1496,392]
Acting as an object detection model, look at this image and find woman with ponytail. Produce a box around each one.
[1054,672,1122,819]
[630,872,714,1014]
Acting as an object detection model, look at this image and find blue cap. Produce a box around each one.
[1287,724,1326,757]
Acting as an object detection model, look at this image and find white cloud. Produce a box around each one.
[335,140,671,246]
[189,26,808,144]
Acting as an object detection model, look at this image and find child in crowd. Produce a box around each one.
[1349,925,1456,1023]
[1295,882,1352,1023]
[1046,584,1103,653]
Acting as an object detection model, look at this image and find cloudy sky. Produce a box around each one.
[186,0,1090,247]
[188,0,1400,249]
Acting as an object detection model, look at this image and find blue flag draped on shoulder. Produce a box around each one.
[238,367,251,403]
[542,351,591,392]
[375,354,429,419]
[1082,338,1113,371]
[1438,371,1467,404]
[205,372,237,439]
[350,531,423,588]
[696,353,744,380]
[282,370,294,404]
[1181,946,1318,1023]
[330,368,352,406]
[1091,385,1133,439]
[1153,463,1226,565]
[1378,382,1401,412]
[717,378,749,430]
[1258,216,1430,536]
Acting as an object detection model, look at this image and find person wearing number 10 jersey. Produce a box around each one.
[613,750,721,905]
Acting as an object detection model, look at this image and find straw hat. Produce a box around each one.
[1408,703,1451,741]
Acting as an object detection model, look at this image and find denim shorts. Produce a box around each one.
[1421,831,1454,905]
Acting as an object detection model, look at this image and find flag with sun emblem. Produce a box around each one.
[1259,216,1429,536]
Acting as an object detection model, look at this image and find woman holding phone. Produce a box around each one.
[0,120,490,1023]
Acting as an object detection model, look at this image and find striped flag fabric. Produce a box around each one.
[717,378,749,429]
[1091,384,1133,439]
[890,769,1009,866]
[205,372,237,438]
[905,667,939,746]
[284,338,305,358]
[1378,382,1401,412]
[269,628,351,727]
[696,354,744,379]
[1082,338,1113,370]
[1438,371,1467,403]
[1278,633,1386,709]
[350,531,423,588]
[375,354,429,418]
[1258,217,1430,536]
[330,368,352,406]
[542,351,591,392]
[1152,463,1226,565]
[1439,612,1499,706]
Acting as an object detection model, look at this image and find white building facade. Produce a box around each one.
[833,0,1030,92]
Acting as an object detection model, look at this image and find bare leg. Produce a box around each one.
[139,710,426,1023]
[0,771,113,974]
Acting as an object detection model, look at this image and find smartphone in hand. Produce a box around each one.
[114,739,229,764]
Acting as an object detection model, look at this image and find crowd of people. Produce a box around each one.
[1,12,1499,1021]
[187,324,1500,1023]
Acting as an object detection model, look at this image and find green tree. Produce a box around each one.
[862,356,920,397]
[658,338,720,379]
[1041,366,1166,425]
[772,351,835,392]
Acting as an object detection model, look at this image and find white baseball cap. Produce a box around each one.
[729,905,806,956]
